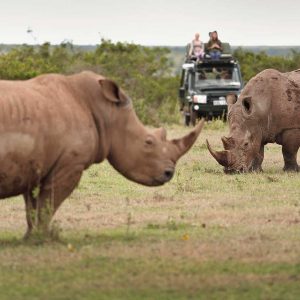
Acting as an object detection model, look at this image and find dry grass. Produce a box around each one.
[0,122,300,299]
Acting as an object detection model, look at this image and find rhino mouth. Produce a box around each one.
[152,167,175,186]
[224,167,239,174]
[223,160,260,174]
[224,166,247,174]
[151,179,166,186]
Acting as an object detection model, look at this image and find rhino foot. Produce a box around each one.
[283,164,299,172]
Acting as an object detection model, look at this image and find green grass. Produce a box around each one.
[0,124,300,299]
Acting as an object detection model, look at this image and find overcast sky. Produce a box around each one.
[0,0,299,46]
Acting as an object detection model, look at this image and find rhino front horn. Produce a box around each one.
[206,139,231,167]
[171,119,205,159]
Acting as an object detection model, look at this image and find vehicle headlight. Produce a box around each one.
[193,95,207,104]
[194,105,200,110]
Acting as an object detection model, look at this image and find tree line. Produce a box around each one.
[233,47,300,82]
[0,40,299,125]
[0,40,179,125]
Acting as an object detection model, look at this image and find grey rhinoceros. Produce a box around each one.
[207,68,300,173]
[0,71,204,237]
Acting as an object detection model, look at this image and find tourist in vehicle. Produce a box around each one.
[206,31,223,60]
[220,70,232,80]
[198,71,206,80]
[189,33,205,61]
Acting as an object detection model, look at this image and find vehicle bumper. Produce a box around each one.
[192,103,227,115]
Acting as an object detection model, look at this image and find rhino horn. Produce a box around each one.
[206,139,231,167]
[171,119,205,160]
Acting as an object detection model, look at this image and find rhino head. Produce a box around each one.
[97,78,204,186]
[206,70,278,173]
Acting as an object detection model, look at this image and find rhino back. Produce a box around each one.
[238,69,300,140]
[270,70,300,131]
[0,75,98,198]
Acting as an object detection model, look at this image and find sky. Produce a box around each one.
[0,0,299,46]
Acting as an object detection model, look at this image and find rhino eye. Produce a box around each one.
[242,97,252,114]
[145,136,154,146]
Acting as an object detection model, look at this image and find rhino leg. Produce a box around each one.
[23,193,37,239]
[23,163,84,238]
[281,130,300,172]
[252,144,264,172]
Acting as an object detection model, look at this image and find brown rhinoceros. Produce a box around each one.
[207,68,300,173]
[0,71,204,237]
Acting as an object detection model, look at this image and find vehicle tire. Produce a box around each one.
[190,109,198,126]
[184,114,191,126]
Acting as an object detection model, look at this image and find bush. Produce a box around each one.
[0,40,181,126]
[234,47,300,82]
[1,41,300,126]
[83,39,180,125]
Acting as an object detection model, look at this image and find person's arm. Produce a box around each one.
[188,41,194,56]
[218,40,223,52]
[206,41,213,50]
[200,41,205,51]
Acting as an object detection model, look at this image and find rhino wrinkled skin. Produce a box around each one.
[207,68,300,173]
[0,71,204,237]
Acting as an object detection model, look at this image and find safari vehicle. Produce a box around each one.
[179,43,244,126]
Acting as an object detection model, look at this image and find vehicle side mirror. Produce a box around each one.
[179,87,185,99]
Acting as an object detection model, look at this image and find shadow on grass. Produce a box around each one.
[0,221,222,249]
[0,229,141,249]
[0,235,24,247]
[0,233,65,248]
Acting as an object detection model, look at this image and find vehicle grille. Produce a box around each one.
[206,95,225,104]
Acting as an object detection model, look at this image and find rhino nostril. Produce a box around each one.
[164,169,174,180]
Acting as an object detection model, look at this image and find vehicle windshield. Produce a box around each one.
[193,65,241,89]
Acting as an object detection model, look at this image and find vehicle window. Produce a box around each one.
[194,66,241,89]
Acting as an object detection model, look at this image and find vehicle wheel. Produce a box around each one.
[184,114,191,126]
[190,109,198,126]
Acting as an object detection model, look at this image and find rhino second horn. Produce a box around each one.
[206,139,231,167]
[171,118,205,160]
[221,136,233,150]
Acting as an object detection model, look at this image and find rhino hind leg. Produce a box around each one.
[282,147,299,172]
[281,130,300,172]
[23,164,84,239]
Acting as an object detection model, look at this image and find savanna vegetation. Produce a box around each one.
[0,41,300,299]
[0,40,300,125]
[234,47,300,82]
[0,40,179,125]
[1,124,300,299]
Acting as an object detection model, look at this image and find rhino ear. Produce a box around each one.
[242,96,252,115]
[99,79,128,105]
[226,93,238,111]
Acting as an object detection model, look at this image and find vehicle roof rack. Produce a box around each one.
[184,54,237,69]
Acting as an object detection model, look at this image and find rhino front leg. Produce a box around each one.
[23,193,37,239]
[252,144,264,172]
[23,164,84,238]
[281,130,300,172]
